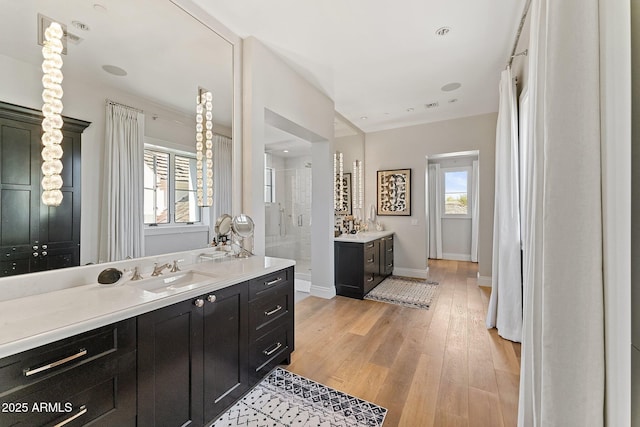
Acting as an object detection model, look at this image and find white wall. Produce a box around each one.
[242,37,336,298]
[365,113,496,278]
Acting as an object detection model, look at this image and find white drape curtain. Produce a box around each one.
[518,0,605,425]
[427,163,442,259]
[212,134,233,222]
[99,102,145,262]
[471,159,479,262]
[486,67,523,342]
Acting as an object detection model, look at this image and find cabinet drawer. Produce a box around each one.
[249,283,292,339]
[0,318,135,394]
[250,325,292,376]
[249,268,292,300]
[0,351,136,427]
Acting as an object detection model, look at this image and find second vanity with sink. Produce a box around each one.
[0,250,295,426]
[334,231,394,299]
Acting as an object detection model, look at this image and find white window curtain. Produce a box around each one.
[427,163,442,259]
[471,159,479,262]
[518,0,604,425]
[99,102,145,261]
[212,134,233,221]
[486,67,522,342]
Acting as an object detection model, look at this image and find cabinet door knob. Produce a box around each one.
[207,295,216,303]
[194,298,204,308]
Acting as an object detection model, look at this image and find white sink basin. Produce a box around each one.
[129,271,217,294]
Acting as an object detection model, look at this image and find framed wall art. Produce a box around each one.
[335,172,352,215]
[377,168,411,216]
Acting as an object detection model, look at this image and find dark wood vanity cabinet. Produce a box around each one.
[138,267,294,426]
[0,102,89,277]
[0,319,137,427]
[248,267,295,383]
[335,235,394,299]
[137,283,250,427]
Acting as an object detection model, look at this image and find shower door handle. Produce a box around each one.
[297,214,303,227]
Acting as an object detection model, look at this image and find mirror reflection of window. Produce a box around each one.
[264,167,275,203]
[144,149,169,224]
[174,155,201,223]
[144,148,201,225]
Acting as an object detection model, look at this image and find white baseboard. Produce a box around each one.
[443,253,472,262]
[310,284,336,299]
[295,279,311,293]
[477,274,492,287]
[393,267,429,279]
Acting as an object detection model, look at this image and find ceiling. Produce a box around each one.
[191,0,526,133]
[0,0,233,127]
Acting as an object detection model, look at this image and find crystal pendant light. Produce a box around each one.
[196,88,213,206]
[41,21,64,206]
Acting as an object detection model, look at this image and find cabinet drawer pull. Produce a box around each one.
[264,305,283,316]
[387,248,393,252]
[366,243,374,248]
[387,264,393,268]
[24,348,88,377]
[263,342,282,356]
[53,405,87,427]
[265,277,283,286]
[367,276,374,282]
[366,258,374,263]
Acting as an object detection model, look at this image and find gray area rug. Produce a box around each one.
[214,368,387,426]
[364,276,439,309]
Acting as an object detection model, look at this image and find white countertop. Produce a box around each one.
[334,230,394,243]
[0,255,295,359]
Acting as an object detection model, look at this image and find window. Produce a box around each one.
[442,167,471,217]
[264,167,275,203]
[144,147,201,225]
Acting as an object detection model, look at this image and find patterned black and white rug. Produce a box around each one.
[364,276,439,309]
[213,368,387,427]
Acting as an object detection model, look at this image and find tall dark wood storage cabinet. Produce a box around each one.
[0,102,89,277]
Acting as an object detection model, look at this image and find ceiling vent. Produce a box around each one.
[66,32,83,45]
[425,102,439,109]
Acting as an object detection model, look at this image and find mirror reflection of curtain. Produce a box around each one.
[427,163,442,259]
[213,134,233,221]
[99,102,145,261]
[471,159,480,262]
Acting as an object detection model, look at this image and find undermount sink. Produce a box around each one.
[130,271,217,294]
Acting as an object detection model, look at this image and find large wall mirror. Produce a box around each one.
[0,0,236,275]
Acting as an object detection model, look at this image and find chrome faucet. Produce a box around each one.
[151,263,170,276]
[130,266,143,281]
[170,260,181,272]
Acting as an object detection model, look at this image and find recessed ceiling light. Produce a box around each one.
[71,21,90,31]
[441,82,462,92]
[406,108,414,112]
[93,3,108,12]
[448,98,459,103]
[435,27,451,36]
[283,150,289,153]
[425,102,439,109]
[102,65,127,76]
[360,116,368,120]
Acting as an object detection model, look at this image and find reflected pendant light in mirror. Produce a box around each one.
[41,21,65,206]
[196,87,213,206]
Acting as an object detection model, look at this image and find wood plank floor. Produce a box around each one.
[286,259,521,427]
